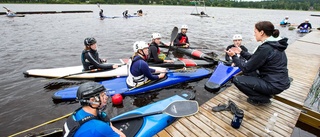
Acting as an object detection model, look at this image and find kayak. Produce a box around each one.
[112,93,192,137]
[6,14,25,17]
[205,62,241,92]
[171,46,216,61]
[121,58,214,69]
[298,29,310,33]
[24,58,213,79]
[23,64,130,79]
[102,16,121,19]
[27,93,193,137]
[52,68,211,100]
[124,15,140,18]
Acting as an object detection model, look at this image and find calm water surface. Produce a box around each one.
[1,4,318,136]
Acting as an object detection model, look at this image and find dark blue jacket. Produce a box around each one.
[232,38,290,91]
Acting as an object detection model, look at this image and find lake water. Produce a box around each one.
[0,4,318,136]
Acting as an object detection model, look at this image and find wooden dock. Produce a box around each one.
[156,31,320,136]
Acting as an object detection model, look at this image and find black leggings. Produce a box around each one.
[232,75,282,102]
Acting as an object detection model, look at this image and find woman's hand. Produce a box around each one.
[225,49,236,57]
[231,47,242,54]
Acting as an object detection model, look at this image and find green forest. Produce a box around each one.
[1,0,320,11]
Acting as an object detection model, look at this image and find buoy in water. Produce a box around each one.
[112,94,123,105]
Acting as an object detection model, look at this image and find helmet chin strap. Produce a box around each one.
[138,50,148,60]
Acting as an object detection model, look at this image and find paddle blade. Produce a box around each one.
[170,27,179,43]
[163,100,199,117]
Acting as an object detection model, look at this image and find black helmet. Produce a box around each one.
[77,82,105,105]
[84,37,97,46]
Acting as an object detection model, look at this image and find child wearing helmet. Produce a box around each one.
[280,16,290,26]
[126,41,167,88]
[81,37,119,71]
[122,9,129,17]
[297,19,312,31]
[99,9,104,20]
[63,82,126,137]
[137,8,143,16]
[174,25,190,48]
[225,34,248,66]
[148,33,174,64]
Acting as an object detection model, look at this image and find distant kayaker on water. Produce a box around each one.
[3,6,15,16]
[280,16,290,26]
[225,34,248,66]
[122,9,129,17]
[174,25,190,48]
[297,19,312,30]
[137,8,143,15]
[126,41,167,88]
[148,33,174,64]
[200,11,206,15]
[63,82,126,137]
[226,21,290,106]
[81,37,119,71]
[99,9,104,20]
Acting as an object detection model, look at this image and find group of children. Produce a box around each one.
[280,16,312,30]
[65,19,293,136]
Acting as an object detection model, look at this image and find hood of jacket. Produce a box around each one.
[264,37,288,52]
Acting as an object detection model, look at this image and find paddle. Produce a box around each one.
[166,27,179,56]
[151,67,197,75]
[111,100,199,122]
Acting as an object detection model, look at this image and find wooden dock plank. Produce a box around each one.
[164,125,184,137]
[170,121,197,137]
[179,117,211,137]
[187,116,223,136]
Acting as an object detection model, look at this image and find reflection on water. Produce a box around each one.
[0,4,319,136]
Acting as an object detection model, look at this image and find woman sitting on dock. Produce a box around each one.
[126,41,166,88]
[226,21,290,105]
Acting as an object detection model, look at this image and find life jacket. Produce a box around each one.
[63,108,97,137]
[63,108,110,137]
[126,56,150,88]
[179,36,187,44]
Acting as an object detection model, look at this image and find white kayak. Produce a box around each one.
[24,64,127,79]
[24,64,165,79]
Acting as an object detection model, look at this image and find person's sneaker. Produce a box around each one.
[247,98,271,106]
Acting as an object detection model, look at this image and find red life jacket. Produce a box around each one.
[179,36,187,44]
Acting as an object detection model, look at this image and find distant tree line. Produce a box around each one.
[1,0,320,11]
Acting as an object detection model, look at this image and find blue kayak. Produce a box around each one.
[52,68,211,100]
[102,16,121,19]
[31,94,192,137]
[111,94,190,136]
[299,29,310,33]
[205,62,241,92]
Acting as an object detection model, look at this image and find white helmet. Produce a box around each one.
[151,33,161,39]
[285,16,289,19]
[133,41,149,52]
[232,34,242,40]
[181,25,188,29]
[305,19,309,21]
